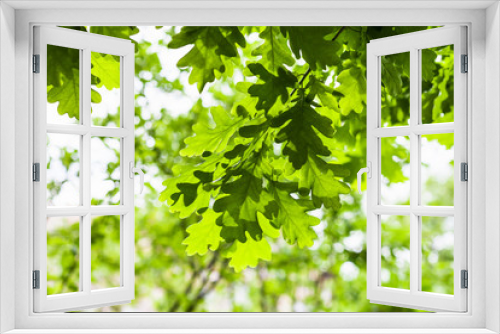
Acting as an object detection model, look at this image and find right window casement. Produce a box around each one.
[364,26,467,312]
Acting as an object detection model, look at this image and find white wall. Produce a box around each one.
[0,2,16,333]
[485,2,500,333]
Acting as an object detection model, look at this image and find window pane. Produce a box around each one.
[381,136,410,205]
[47,133,81,206]
[91,52,121,127]
[421,45,454,124]
[421,216,454,295]
[421,133,454,206]
[380,215,410,290]
[91,215,121,290]
[47,45,81,125]
[91,137,121,205]
[381,52,410,127]
[47,216,80,295]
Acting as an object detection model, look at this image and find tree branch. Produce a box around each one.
[290,26,347,97]
[185,253,222,312]
[168,256,203,312]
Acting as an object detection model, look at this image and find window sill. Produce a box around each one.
[4,329,497,334]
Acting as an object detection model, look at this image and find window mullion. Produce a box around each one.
[372,205,454,216]
[90,127,129,138]
[82,47,92,295]
[413,123,454,135]
[46,123,89,135]
[409,47,420,294]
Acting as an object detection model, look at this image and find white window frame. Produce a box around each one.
[365,26,467,312]
[33,26,136,313]
[0,1,499,333]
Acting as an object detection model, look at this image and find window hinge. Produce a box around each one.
[461,162,468,181]
[33,54,40,73]
[461,270,468,289]
[33,270,40,289]
[461,54,468,73]
[33,163,40,182]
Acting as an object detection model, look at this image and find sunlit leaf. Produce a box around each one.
[183,209,223,256]
[225,232,272,272]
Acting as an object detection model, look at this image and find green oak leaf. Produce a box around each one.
[338,27,367,51]
[299,155,350,209]
[91,89,102,103]
[169,182,212,219]
[381,57,403,96]
[180,106,246,157]
[46,45,81,120]
[271,183,320,248]
[160,153,228,217]
[247,63,297,112]
[308,76,340,113]
[179,40,225,92]
[161,177,211,218]
[221,27,246,49]
[183,209,223,256]
[225,232,272,272]
[421,48,438,83]
[271,94,335,169]
[336,67,366,115]
[91,52,121,90]
[257,212,280,238]
[422,47,454,124]
[214,164,274,243]
[280,26,340,70]
[252,26,295,75]
[169,27,244,92]
[47,68,80,120]
[381,137,410,183]
[46,30,135,122]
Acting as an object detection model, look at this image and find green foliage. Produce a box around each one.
[47,27,137,122]
[336,67,366,115]
[47,217,79,295]
[225,232,272,272]
[247,63,297,112]
[421,45,454,124]
[47,25,455,312]
[381,137,410,183]
[213,165,274,243]
[271,91,335,169]
[183,209,223,256]
[180,106,245,157]
[47,46,80,120]
[269,182,320,248]
[90,215,121,289]
[91,52,121,90]
[252,26,295,75]
[161,75,354,270]
[168,27,245,92]
[280,27,341,70]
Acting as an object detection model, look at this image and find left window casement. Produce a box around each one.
[33,26,135,312]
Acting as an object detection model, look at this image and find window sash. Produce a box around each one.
[32,26,136,313]
[366,26,468,312]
